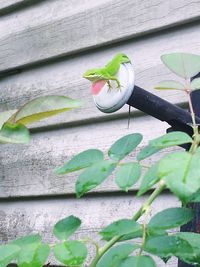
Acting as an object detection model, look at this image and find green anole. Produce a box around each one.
[83,53,132,128]
[83,53,131,90]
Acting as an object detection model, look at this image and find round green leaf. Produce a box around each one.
[147,228,167,239]
[158,150,200,202]
[137,145,161,161]
[191,78,200,91]
[188,189,200,202]
[96,243,138,267]
[148,207,194,230]
[55,149,104,175]
[150,131,192,148]
[16,243,38,267]
[108,134,142,161]
[12,95,82,125]
[119,255,156,267]
[154,80,185,91]
[137,162,160,196]
[17,243,50,267]
[144,235,193,259]
[161,53,200,79]
[53,215,81,240]
[76,160,116,198]
[53,241,87,266]
[118,231,143,242]
[32,244,50,267]
[176,232,200,264]
[0,122,30,144]
[115,162,141,192]
[12,234,42,248]
[100,219,141,241]
[0,244,20,267]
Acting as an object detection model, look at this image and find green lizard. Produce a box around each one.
[83,53,131,90]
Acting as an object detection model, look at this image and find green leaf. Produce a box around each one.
[0,110,17,129]
[108,134,142,161]
[53,240,87,266]
[154,80,185,90]
[176,232,200,264]
[118,255,156,267]
[158,150,200,202]
[100,219,141,241]
[161,53,200,79]
[32,244,50,267]
[76,160,116,198]
[191,77,200,91]
[12,234,45,267]
[17,243,50,267]
[96,243,138,267]
[0,244,20,267]
[17,243,39,267]
[137,162,160,196]
[137,145,161,161]
[12,234,42,247]
[118,230,143,242]
[12,95,82,125]
[0,122,30,144]
[188,189,200,202]
[115,163,141,192]
[147,228,167,238]
[144,235,193,258]
[150,132,192,148]
[53,215,81,240]
[148,207,194,230]
[55,149,104,175]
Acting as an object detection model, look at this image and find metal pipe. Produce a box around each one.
[127,85,200,136]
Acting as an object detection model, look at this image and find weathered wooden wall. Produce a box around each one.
[0,0,200,266]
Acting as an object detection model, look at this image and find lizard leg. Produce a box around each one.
[107,80,113,91]
[106,76,122,91]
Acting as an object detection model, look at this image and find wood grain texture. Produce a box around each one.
[0,0,110,38]
[0,0,200,72]
[2,22,200,129]
[0,193,179,266]
[0,115,182,198]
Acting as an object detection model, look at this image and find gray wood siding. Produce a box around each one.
[0,1,199,266]
[0,0,200,73]
[0,116,181,198]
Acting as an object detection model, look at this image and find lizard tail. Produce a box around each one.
[127,105,131,129]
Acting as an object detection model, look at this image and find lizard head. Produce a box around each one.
[83,68,103,82]
[116,53,130,64]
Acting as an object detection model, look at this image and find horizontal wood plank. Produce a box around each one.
[0,115,182,198]
[0,0,200,72]
[2,23,200,128]
[0,0,110,38]
[0,193,179,266]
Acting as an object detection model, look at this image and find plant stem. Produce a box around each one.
[186,90,200,154]
[89,181,166,267]
[81,237,100,254]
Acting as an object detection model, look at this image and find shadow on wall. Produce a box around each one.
[0,0,48,16]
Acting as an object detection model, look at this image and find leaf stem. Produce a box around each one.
[81,237,100,254]
[89,180,166,267]
[186,90,200,154]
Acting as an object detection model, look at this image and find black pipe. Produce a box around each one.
[127,85,200,137]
